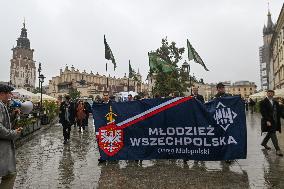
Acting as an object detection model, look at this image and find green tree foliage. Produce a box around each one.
[151,37,189,97]
[68,88,81,100]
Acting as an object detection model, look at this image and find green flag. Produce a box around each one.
[148,52,176,73]
[104,35,116,70]
[187,39,209,71]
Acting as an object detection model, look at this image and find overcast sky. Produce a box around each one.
[0,0,283,89]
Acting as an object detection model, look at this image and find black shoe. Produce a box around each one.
[63,140,67,144]
[98,159,106,163]
[261,144,271,150]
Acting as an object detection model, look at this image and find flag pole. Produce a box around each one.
[106,62,109,92]
[128,60,130,93]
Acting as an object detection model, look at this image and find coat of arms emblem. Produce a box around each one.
[97,106,124,156]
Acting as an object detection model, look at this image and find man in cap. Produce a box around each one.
[215,82,231,98]
[215,82,232,164]
[260,90,283,156]
[0,84,22,187]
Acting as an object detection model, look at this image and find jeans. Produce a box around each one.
[261,131,280,151]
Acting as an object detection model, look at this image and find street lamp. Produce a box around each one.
[38,74,45,113]
[181,60,192,94]
[38,62,42,90]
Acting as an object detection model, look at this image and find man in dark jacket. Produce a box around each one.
[59,95,75,144]
[260,90,283,156]
[214,83,233,164]
[215,82,231,98]
[191,86,205,104]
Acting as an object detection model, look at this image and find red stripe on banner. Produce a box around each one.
[119,96,193,129]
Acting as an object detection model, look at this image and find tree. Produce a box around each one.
[68,88,81,100]
[151,37,189,97]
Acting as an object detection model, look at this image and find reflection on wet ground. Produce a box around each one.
[12,113,284,188]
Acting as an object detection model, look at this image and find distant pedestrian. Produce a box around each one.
[128,94,133,101]
[0,84,22,188]
[83,100,92,129]
[110,95,116,102]
[59,95,75,144]
[94,95,102,103]
[76,100,87,133]
[134,95,142,100]
[191,86,205,104]
[260,90,283,156]
[245,98,249,111]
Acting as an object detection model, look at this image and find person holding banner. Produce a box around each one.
[102,92,110,104]
[191,86,205,104]
[214,82,233,164]
[260,90,283,157]
[98,92,110,163]
[215,82,231,98]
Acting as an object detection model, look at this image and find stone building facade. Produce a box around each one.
[47,65,149,98]
[270,4,284,89]
[227,81,257,98]
[10,22,36,91]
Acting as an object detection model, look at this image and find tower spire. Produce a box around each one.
[23,17,26,29]
[263,1,274,35]
[267,1,270,15]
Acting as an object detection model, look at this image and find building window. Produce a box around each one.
[250,88,252,90]
[244,88,246,91]
[238,88,240,91]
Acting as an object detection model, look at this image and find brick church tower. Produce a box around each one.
[10,21,36,91]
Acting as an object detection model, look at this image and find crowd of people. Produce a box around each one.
[1,82,284,187]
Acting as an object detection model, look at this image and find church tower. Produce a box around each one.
[259,8,274,90]
[10,21,36,91]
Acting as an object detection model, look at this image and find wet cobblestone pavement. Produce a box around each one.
[10,112,284,188]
